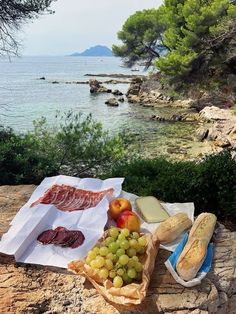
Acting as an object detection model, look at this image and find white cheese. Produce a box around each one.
[135,196,170,223]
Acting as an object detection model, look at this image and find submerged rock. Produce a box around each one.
[118,97,125,102]
[105,98,119,107]
[112,89,123,96]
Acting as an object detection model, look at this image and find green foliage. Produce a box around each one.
[0,112,126,184]
[157,0,236,80]
[112,8,166,67]
[104,150,236,218]
[115,0,236,83]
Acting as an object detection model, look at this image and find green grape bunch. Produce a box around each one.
[85,227,148,288]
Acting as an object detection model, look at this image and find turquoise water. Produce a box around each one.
[0,56,136,131]
[0,56,209,159]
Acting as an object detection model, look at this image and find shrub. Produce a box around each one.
[0,112,127,185]
[104,150,236,218]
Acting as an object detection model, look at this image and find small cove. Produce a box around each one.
[0,56,211,160]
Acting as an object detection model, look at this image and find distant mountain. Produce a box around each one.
[70,45,113,57]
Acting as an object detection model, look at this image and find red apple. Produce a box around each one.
[109,198,132,220]
[116,210,141,232]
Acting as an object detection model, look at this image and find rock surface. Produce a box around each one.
[105,98,119,107]
[89,79,112,93]
[196,106,236,148]
[0,185,236,314]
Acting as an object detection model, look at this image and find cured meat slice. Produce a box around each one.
[37,227,85,249]
[30,185,62,207]
[37,229,57,245]
[54,226,66,232]
[30,184,114,212]
[52,186,72,206]
[62,231,80,247]
[57,186,76,209]
[70,231,85,249]
[51,229,71,245]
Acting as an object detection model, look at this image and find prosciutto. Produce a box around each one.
[37,227,85,249]
[30,184,114,211]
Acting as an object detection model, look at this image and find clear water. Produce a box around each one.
[0,56,210,159]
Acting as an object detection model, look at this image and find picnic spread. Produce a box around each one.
[0,175,218,307]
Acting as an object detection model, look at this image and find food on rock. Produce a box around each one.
[30,184,114,211]
[84,227,147,287]
[37,227,85,249]
[116,210,141,232]
[135,196,170,223]
[176,213,217,281]
[155,213,192,243]
[109,198,132,220]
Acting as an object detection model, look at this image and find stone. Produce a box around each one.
[0,185,236,313]
[208,128,221,141]
[112,90,123,96]
[127,95,141,103]
[89,79,111,94]
[199,107,236,150]
[199,106,235,121]
[127,85,140,96]
[195,128,209,141]
[191,91,232,111]
[214,137,231,148]
[150,115,166,121]
[105,98,119,107]
[118,97,125,102]
[171,114,183,121]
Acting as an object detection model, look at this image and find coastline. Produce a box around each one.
[86,73,236,161]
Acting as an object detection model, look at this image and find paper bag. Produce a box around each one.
[68,230,160,306]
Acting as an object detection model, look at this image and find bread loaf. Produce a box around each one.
[155,213,192,244]
[176,213,217,281]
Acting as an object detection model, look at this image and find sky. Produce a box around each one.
[21,0,162,56]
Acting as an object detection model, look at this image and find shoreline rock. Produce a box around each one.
[196,106,236,148]
[105,98,119,106]
[89,79,112,94]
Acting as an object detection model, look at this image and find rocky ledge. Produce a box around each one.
[0,185,236,314]
[126,77,233,112]
[196,106,236,149]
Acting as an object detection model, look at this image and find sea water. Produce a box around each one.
[0,56,209,159]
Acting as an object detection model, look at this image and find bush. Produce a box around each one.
[0,112,127,185]
[104,150,236,218]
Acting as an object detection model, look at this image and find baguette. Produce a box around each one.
[176,213,217,281]
[155,213,192,244]
[188,213,216,241]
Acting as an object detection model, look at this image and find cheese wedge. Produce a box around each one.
[135,196,170,223]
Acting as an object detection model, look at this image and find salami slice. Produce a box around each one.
[51,229,71,245]
[61,231,79,247]
[37,227,85,249]
[70,231,85,249]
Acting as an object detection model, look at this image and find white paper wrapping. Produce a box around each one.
[0,175,195,268]
[0,175,124,268]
